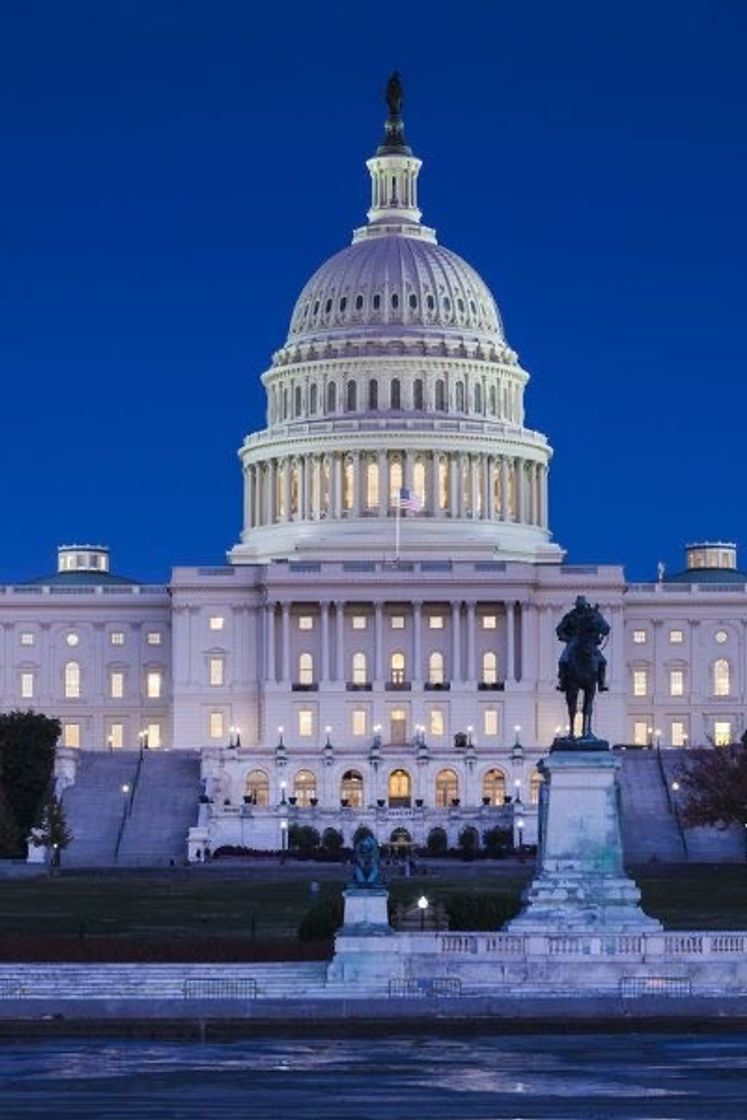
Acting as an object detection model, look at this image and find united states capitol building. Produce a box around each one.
[3,83,745,858]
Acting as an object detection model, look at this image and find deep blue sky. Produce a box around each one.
[1,1,745,583]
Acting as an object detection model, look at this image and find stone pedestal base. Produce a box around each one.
[340,887,391,934]
[509,748,661,933]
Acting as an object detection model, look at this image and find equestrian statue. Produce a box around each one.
[556,596,610,741]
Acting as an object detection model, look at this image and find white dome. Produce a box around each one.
[287,235,504,347]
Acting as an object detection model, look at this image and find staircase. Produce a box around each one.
[116,750,201,867]
[618,752,686,863]
[658,751,746,863]
[62,752,141,868]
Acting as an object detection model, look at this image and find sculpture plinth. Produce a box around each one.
[340,887,391,934]
[508,747,661,933]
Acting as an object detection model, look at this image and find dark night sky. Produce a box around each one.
[1,1,745,583]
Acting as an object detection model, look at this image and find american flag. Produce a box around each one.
[397,487,423,513]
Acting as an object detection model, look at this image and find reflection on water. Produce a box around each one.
[0,1032,746,1119]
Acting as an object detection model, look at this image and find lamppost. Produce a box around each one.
[655,728,662,751]
[647,725,654,749]
[229,725,236,748]
[107,735,113,752]
[417,894,429,932]
[280,779,287,806]
[516,815,525,860]
[514,778,522,804]
[514,724,522,748]
[280,818,288,856]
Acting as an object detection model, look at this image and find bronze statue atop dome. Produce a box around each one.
[385,72,404,118]
[377,71,411,156]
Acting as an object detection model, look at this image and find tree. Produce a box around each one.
[425,826,448,856]
[352,825,373,846]
[0,783,20,858]
[287,824,320,855]
[458,826,480,859]
[0,711,60,854]
[31,793,73,867]
[321,827,343,855]
[679,745,747,831]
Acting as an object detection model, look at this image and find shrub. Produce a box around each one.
[443,892,521,930]
[298,895,344,941]
[482,826,512,858]
[457,826,480,859]
[425,827,448,856]
[288,824,320,854]
[321,827,344,855]
[352,825,373,846]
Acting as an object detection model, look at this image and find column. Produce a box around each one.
[320,602,330,682]
[269,459,277,522]
[451,602,462,682]
[540,463,549,528]
[520,603,532,684]
[243,466,253,532]
[466,602,476,681]
[505,602,515,684]
[377,451,387,517]
[431,451,441,517]
[353,453,363,517]
[254,464,263,526]
[501,456,510,521]
[485,457,494,521]
[468,455,478,518]
[282,459,291,523]
[448,453,459,518]
[281,604,291,682]
[301,455,309,520]
[374,604,384,680]
[333,453,343,518]
[265,604,276,683]
[335,601,345,681]
[412,602,422,682]
[312,455,321,519]
[515,459,525,523]
[404,450,414,495]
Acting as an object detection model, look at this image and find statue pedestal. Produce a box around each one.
[340,887,391,934]
[508,746,661,933]
[327,887,395,988]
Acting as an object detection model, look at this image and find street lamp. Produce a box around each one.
[277,725,285,748]
[121,783,130,796]
[516,816,525,859]
[514,778,522,803]
[417,895,429,932]
[280,818,288,853]
[280,779,287,805]
[655,728,662,750]
[514,724,522,747]
[235,726,241,749]
[467,725,473,747]
[647,726,653,749]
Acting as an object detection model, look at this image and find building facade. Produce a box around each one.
[2,91,745,853]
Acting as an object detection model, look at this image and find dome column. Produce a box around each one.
[377,451,387,517]
[500,457,510,521]
[243,466,253,534]
[448,454,458,518]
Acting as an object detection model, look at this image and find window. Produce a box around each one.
[669,669,684,698]
[298,616,314,631]
[435,768,458,807]
[632,630,647,644]
[109,723,123,749]
[671,721,686,747]
[429,708,445,736]
[669,630,684,644]
[714,721,732,747]
[368,379,378,410]
[482,768,506,806]
[388,768,411,806]
[147,632,162,646]
[298,652,314,685]
[352,652,367,685]
[66,632,79,647]
[20,632,34,646]
[327,382,337,413]
[309,383,317,414]
[352,709,368,736]
[428,615,444,630]
[209,657,224,687]
[481,651,498,685]
[390,651,406,684]
[481,615,497,630]
[341,769,363,807]
[455,382,465,411]
[64,661,80,699]
[209,616,225,631]
[713,659,730,697]
[715,629,728,644]
[483,709,499,736]
[530,770,544,806]
[366,460,379,509]
[390,615,405,630]
[298,709,313,738]
[147,670,162,699]
[111,631,124,646]
[389,708,407,744]
[390,379,401,409]
[345,380,357,412]
[294,769,317,807]
[146,723,161,749]
[413,379,424,409]
[633,721,649,746]
[210,711,224,740]
[63,723,80,749]
[632,669,648,697]
[20,672,34,700]
[428,651,444,685]
[245,770,269,807]
[110,671,124,700]
[351,614,367,630]
[343,457,353,510]
[435,379,446,411]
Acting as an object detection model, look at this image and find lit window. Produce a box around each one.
[352,615,367,630]
[669,669,684,698]
[210,711,224,740]
[294,769,317,807]
[109,723,123,749]
[20,632,34,646]
[366,460,379,509]
[390,651,406,684]
[147,722,161,749]
[298,652,314,685]
[482,768,506,805]
[715,629,728,644]
[481,615,497,630]
[632,630,647,644]
[298,709,313,737]
[435,768,458,807]
[530,770,544,805]
[390,615,405,630]
[632,669,648,697]
[481,651,498,685]
[64,661,80,699]
[352,709,368,736]
[298,616,314,631]
[66,633,79,647]
[110,671,124,700]
[209,658,224,687]
[245,770,269,807]
[671,721,686,747]
[209,616,225,631]
[429,709,445,737]
[351,652,367,685]
[147,670,162,699]
[20,672,34,699]
[341,769,363,807]
[428,651,444,685]
[428,615,444,630]
[147,632,162,646]
[633,721,649,746]
[713,659,730,697]
[111,632,124,646]
[669,630,684,644]
[63,723,80,749]
[714,721,732,747]
[483,709,499,736]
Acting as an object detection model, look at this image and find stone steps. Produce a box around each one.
[117,751,201,866]
[62,753,142,867]
[618,752,686,863]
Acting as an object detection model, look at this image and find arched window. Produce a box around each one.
[352,651,368,685]
[481,651,498,685]
[428,651,444,685]
[435,379,446,411]
[245,769,269,807]
[482,768,506,806]
[341,769,363,808]
[474,383,483,413]
[368,379,378,409]
[389,458,403,506]
[388,768,411,806]
[714,658,731,697]
[294,769,317,807]
[309,383,318,414]
[489,384,497,415]
[282,388,289,420]
[346,380,357,412]
[343,457,354,510]
[438,458,449,510]
[390,651,406,684]
[366,460,379,510]
[413,379,424,410]
[298,652,314,685]
[435,768,459,808]
[64,660,80,699]
[390,379,401,409]
[327,382,337,413]
[413,460,426,507]
[455,382,465,412]
[530,769,544,805]
[294,385,302,417]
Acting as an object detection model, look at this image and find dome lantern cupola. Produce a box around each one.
[360,72,427,236]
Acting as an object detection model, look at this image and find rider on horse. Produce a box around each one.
[556,596,610,694]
